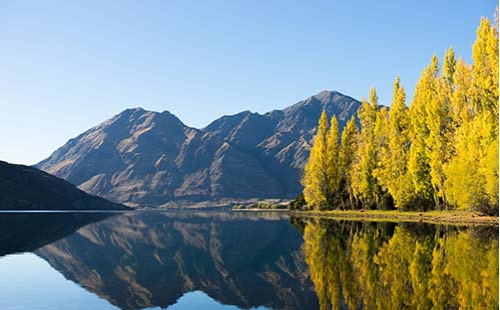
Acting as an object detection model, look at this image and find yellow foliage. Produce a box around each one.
[303,14,498,214]
[302,220,499,309]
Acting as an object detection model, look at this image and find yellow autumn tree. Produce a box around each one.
[350,88,380,207]
[375,77,414,209]
[408,55,439,209]
[444,16,498,214]
[472,17,499,210]
[302,110,329,210]
[300,13,498,214]
[340,117,359,208]
[326,115,341,206]
[426,48,455,209]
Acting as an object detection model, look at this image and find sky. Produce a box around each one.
[0,0,497,165]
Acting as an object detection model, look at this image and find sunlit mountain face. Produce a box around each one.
[36,91,360,207]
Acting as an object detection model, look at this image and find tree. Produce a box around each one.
[444,111,495,213]
[301,13,498,214]
[472,17,499,117]
[472,17,499,211]
[443,17,499,214]
[425,49,455,209]
[326,115,341,206]
[351,88,380,207]
[449,58,473,129]
[408,55,439,209]
[340,117,358,208]
[376,77,414,209]
[302,110,329,209]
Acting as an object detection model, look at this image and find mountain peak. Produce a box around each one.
[124,107,145,112]
[118,107,147,118]
[311,90,351,104]
[37,90,361,207]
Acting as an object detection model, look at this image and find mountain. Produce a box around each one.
[37,90,361,207]
[0,160,129,210]
[36,212,318,309]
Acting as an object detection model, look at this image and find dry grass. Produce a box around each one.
[289,209,499,226]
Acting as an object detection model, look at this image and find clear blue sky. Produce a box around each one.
[1,0,496,165]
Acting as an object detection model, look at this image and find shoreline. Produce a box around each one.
[288,209,499,226]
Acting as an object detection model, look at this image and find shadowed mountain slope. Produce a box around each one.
[0,160,129,210]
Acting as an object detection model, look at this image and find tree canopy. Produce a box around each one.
[301,15,498,215]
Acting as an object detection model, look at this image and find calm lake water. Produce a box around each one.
[0,211,497,309]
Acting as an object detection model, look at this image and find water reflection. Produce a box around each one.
[34,212,318,310]
[0,212,497,310]
[299,218,499,310]
[0,212,114,256]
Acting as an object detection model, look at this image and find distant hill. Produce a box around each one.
[37,90,361,207]
[0,160,129,210]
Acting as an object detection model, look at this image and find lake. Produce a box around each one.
[0,211,497,309]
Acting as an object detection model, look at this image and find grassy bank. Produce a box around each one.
[289,209,499,225]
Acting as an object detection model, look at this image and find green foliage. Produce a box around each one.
[289,193,307,210]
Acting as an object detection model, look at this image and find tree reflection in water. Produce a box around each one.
[298,218,498,310]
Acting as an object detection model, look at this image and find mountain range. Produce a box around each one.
[37,90,361,207]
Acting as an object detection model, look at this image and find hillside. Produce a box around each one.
[0,160,129,210]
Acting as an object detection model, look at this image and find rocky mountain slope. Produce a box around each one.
[0,160,129,210]
[37,90,360,207]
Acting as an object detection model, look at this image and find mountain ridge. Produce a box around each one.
[37,90,361,207]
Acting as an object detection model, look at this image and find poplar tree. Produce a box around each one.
[340,117,358,208]
[302,110,329,210]
[351,88,379,207]
[472,17,499,116]
[472,16,499,211]
[300,13,498,214]
[443,17,498,214]
[326,115,341,206]
[373,106,391,208]
[444,114,490,211]
[425,49,455,209]
[376,77,414,208]
[408,55,439,209]
[449,58,474,128]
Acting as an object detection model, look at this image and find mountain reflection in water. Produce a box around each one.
[34,212,317,310]
[0,211,497,310]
